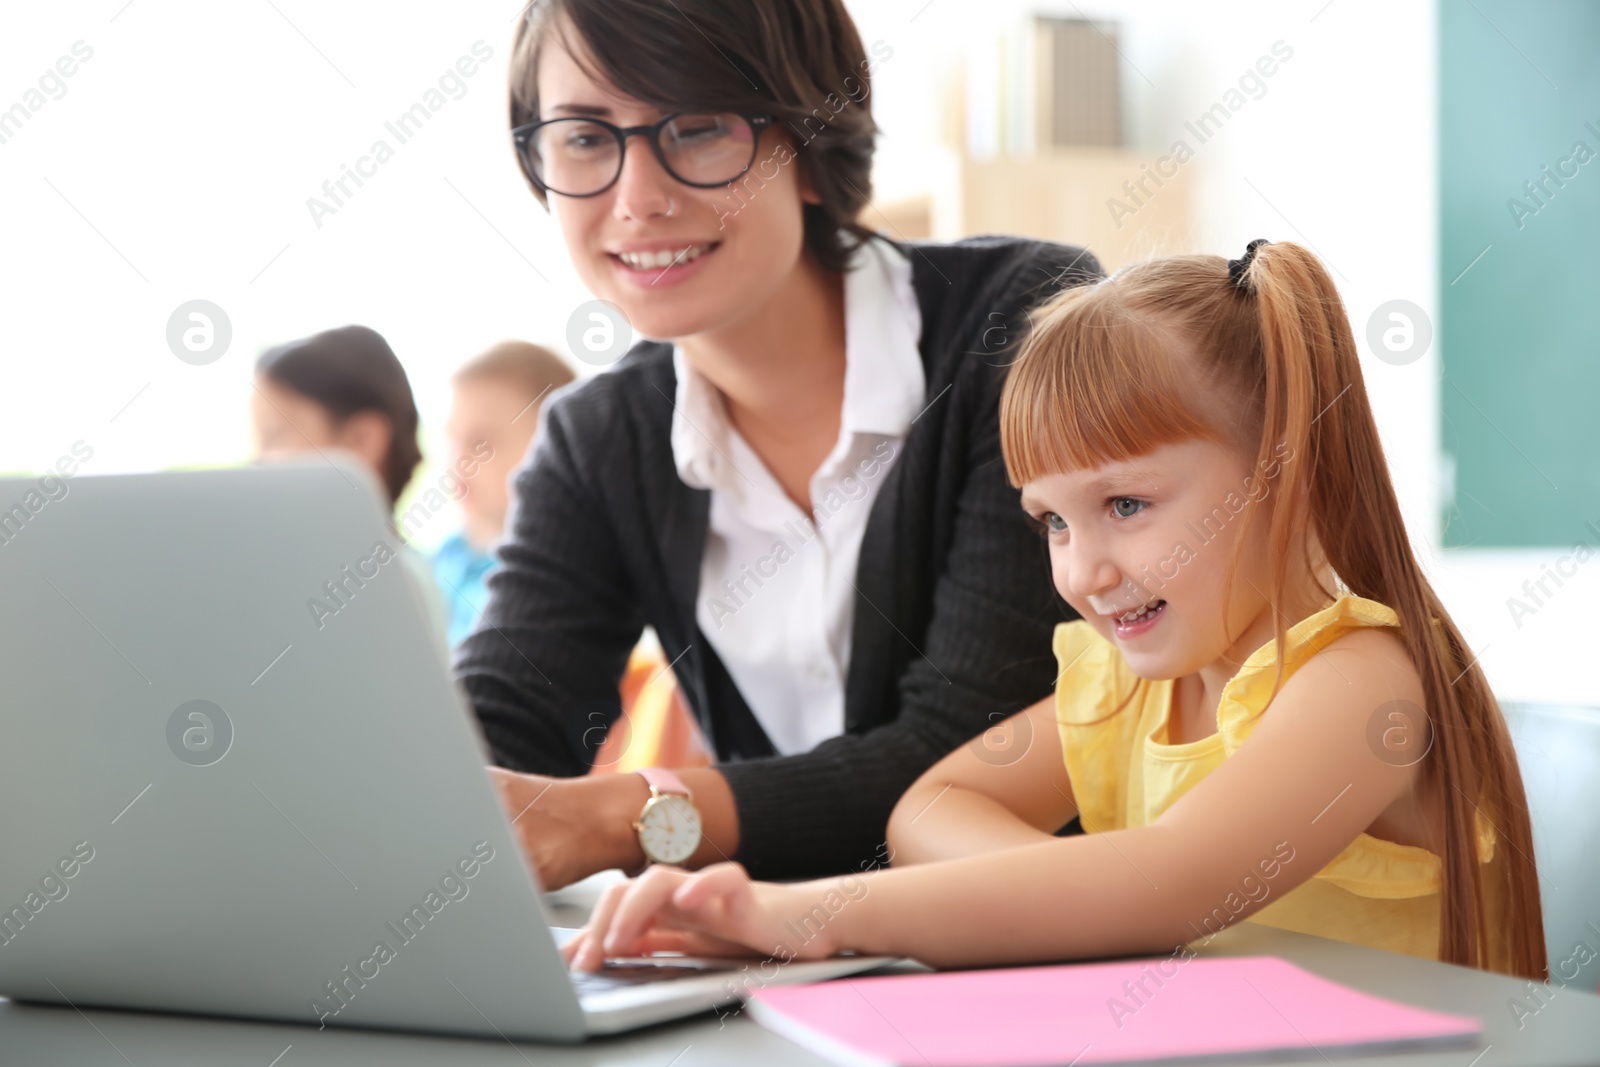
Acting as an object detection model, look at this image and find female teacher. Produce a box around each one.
[457,0,1100,888]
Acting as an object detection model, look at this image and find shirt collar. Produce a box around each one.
[670,348,731,491]
[670,239,924,491]
[841,239,925,437]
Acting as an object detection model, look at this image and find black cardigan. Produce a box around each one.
[454,234,1102,879]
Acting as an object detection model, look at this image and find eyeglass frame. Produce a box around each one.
[511,112,775,198]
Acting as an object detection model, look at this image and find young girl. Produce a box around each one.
[250,324,423,510]
[250,324,449,649]
[563,239,1548,980]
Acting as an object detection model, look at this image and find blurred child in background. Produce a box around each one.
[249,324,449,650]
[436,340,708,772]
[434,341,575,647]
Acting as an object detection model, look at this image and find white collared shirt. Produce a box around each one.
[670,240,924,755]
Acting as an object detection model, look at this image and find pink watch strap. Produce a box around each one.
[637,767,691,797]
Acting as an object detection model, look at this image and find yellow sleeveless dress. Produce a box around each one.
[1051,594,1506,965]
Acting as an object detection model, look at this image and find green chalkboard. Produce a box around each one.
[1440,0,1600,547]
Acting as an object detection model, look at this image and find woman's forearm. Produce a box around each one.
[887,784,1059,865]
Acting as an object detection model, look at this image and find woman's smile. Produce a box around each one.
[606,239,723,287]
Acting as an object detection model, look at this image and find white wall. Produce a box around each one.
[1,0,1588,703]
[855,0,1440,593]
[0,1,585,501]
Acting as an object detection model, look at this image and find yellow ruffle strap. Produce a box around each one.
[1215,595,1402,754]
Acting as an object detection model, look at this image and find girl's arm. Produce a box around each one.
[886,695,1077,864]
[844,629,1428,966]
[567,629,1429,970]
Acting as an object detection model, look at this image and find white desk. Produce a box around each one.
[4,876,1598,1066]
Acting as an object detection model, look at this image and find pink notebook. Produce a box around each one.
[744,956,1481,1066]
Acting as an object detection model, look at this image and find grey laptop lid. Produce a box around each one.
[0,458,588,1041]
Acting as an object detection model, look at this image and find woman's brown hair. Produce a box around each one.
[999,241,1547,980]
[508,0,881,273]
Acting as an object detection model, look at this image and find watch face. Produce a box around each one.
[638,794,701,866]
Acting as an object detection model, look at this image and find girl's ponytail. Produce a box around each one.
[1242,242,1547,979]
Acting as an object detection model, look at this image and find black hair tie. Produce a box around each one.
[1228,238,1270,291]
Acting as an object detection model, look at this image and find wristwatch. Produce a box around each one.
[632,768,703,866]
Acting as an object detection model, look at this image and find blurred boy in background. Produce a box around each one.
[434,341,574,647]
[437,340,708,773]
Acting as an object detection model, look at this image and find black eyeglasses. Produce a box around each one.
[512,113,774,198]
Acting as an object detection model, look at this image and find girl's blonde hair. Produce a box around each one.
[1000,241,1546,980]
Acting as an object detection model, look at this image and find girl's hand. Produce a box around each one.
[561,862,843,971]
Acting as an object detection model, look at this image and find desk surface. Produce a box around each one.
[5,873,1598,1067]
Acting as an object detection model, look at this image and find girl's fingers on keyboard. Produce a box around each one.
[632,926,760,959]
[559,930,588,965]
[602,865,696,955]
[573,881,633,971]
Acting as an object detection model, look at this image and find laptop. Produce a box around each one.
[0,457,891,1040]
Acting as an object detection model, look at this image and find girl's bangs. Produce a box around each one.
[1001,293,1220,485]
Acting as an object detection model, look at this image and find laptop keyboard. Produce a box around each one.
[569,961,738,995]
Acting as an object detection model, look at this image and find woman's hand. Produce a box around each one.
[561,863,847,971]
[488,766,743,892]
[488,768,649,891]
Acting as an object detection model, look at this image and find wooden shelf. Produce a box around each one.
[867,146,1193,272]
